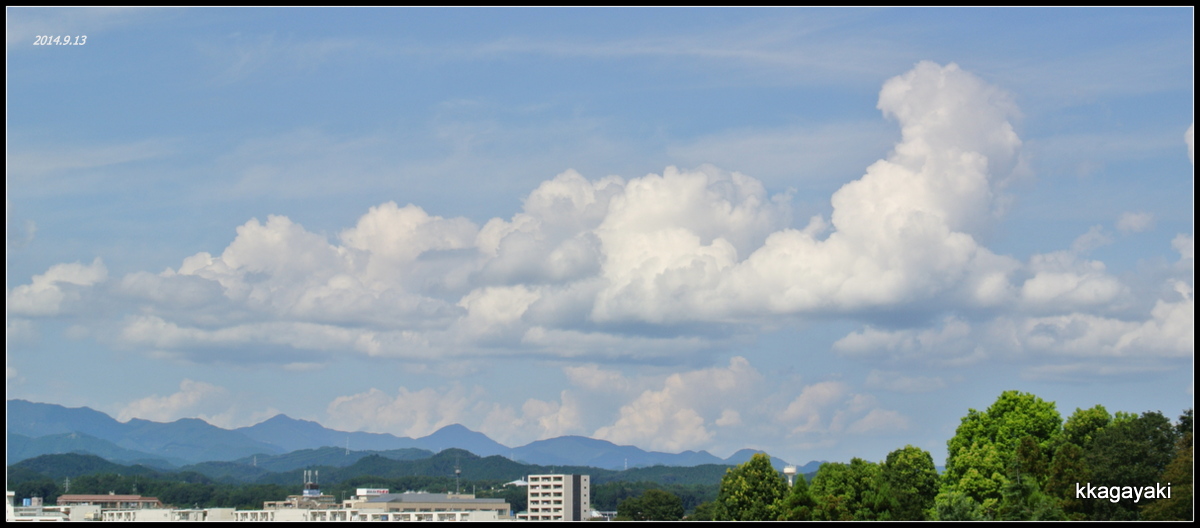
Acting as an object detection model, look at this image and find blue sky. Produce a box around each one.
[6,7,1193,465]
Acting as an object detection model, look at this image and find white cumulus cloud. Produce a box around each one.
[834,317,985,367]
[326,385,484,438]
[326,384,585,446]
[118,379,236,426]
[7,258,107,316]
[593,356,762,452]
[780,381,908,438]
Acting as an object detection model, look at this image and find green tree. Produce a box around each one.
[808,458,895,521]
[685,501,716,521]
[1175,408,1193,438]
[1085,410,1180,520]
[774,473,815,521]
[941,441,1006,516]
[930,490,984,521]
[941,390,1062,517]
[996,465,1064,521]
[808,462,852,520]
[591,481,656,512]
[882,445,938,520]
[712,453,787,521]
[617,489,684,521]
[1086,410,1177,488]
[1141,430,1192,521]
[1014,436,1047,481]
[1044,441,1088,519]
[1063,405,1111,451]
[996,437,1064,521]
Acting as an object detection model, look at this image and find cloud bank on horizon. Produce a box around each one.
[6,8,1193,461]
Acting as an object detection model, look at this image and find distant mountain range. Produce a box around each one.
[7,399,821,472]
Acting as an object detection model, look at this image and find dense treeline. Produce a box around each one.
[691,391,1192,521]
[591,481,716,513]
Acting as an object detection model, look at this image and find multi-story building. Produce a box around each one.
[520,474,590,521]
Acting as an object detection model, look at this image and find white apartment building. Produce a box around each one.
[520,474,590,522]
